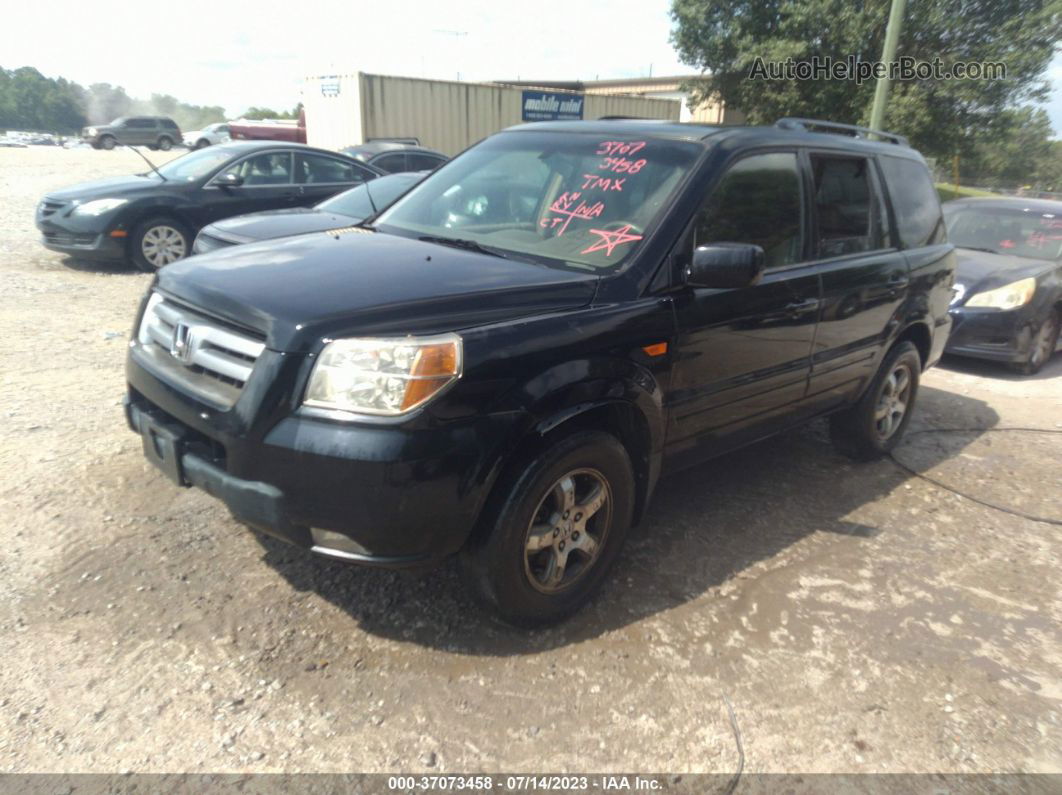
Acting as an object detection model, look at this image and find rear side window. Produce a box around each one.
[408,153,445,171]
[879,156,946,248]
[294,153,370,184]
[127,118,155,129]
[161,119,179,130]
[373,153,408,173]
[693,152,804,269]
[810,155,890,257]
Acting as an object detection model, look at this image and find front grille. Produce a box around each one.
[192,232,236,255]
[39,199,65,218]
[136,293,266,408]
[43,231,96,246]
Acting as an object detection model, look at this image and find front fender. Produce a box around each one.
[449,297,676,534]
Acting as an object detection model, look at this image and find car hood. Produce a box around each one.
[954,248,1057,295]
[44,175,164,201]
[206,208,354,243]
[157,231,598,351]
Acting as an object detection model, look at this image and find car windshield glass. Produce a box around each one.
[154,148,236,181]
[945,205,1062,260]
[318,174,421,218]
[375,132,701,272]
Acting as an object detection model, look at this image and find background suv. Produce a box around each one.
[82,116,182,151]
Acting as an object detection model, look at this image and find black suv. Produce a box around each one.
[124,119,955,625]
[82,116,182,151]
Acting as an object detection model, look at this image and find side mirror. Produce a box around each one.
[213,172,244,188]
[685,243,766,289]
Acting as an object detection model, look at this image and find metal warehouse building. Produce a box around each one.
[301,72,684,155]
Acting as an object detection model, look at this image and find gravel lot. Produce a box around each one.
[0,147,1060,776]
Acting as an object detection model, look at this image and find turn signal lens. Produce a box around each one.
[303,334,462,417]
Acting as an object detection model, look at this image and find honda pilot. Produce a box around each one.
[124,119,955,625]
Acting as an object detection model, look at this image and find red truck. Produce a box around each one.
[229,109,306,143]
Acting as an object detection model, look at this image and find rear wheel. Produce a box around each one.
[1010,308,1060,375]
[131,217,190,272]
[460,430,635,626]
[830,341,921,460]
[157,136,173,151]
[99,135,116,150]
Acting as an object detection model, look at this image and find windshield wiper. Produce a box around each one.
[957,245,998,254]
[417,235,510,260]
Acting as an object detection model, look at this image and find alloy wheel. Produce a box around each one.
[1029,314,1059,369]
[874,362,912,440]
[523,468,612,594]
[141,225,187,267]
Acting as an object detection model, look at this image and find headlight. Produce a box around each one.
[964,277,1036,310]
[86,127,97,135]
[73,198,128,216]
[303,334,462,417]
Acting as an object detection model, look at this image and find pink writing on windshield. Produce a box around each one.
[541,192,605,235]
[581,225,643,256]
[595,141,647,156]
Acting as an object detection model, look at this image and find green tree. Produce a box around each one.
[239,103,302,120]
[962,107,1055,188]
[670,0,1061,160]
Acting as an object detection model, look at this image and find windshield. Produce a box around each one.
[153,148,236,181]
[375,132,701,271]
[945,205,1062,260]
[317,173,422,219]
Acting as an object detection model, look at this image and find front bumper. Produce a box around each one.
[125,349,515,569]
[946,306,1037,363]
[36,208,126,261]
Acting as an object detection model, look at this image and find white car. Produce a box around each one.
[182,123,231,149]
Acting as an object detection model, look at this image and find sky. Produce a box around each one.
[2,0,1060,135]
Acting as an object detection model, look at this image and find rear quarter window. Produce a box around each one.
[879,156,945,249]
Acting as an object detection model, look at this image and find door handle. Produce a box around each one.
[887,274,910,297]
[785,298,821,317]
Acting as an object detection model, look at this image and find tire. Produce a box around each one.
[830,341,922,461]
[130,217,191,272]
[1009,308,1060,376]
[99,135,116,151]
[195,138,210,149]
[460,430,635,627]
[157,136,173,151]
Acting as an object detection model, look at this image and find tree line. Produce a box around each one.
[0,66,300,135]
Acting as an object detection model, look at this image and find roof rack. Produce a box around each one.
[775,118,909,146]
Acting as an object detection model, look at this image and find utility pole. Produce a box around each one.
[868,0,908,135]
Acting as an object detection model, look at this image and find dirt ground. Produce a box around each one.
[0,147,1060,776]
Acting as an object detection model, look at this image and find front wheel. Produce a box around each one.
[99,135,116,150]
[195,138,210,149]
[460,430,635,626]
[131,217,191,272]
[1010,308,1060,376]
[830,341,921,461]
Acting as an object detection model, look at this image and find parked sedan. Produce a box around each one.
[193,171,425,254]
[944,197,1062,374]
[339,141,448,173]
[183,123,231,149]
[35,142,382,271]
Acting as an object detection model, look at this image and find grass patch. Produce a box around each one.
[936,183,1000,202]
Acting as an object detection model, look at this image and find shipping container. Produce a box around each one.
[302,73,682,155]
